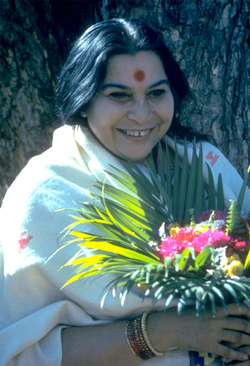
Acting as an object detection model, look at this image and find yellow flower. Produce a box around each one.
[227,260,244,277]
[169,226,179,237]
[166,223,180,237]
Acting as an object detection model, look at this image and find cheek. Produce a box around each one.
[160,103,174,123]
[87,108,118,141]
[163,96,175,121]
[158,122,171,138]
[158,104,174,135]
[88,100,124,125]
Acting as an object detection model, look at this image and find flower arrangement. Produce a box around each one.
[159,209,248,276]
[145,205,250,312]
[59,139,250,315]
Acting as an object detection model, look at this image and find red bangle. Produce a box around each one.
[126,312,164,360]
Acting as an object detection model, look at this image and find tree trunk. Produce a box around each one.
[0,0,57,202]
[1,0,249,203]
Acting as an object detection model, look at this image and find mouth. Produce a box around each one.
[119,129,152,137]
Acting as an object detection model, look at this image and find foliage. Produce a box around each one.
[59,139,250,315]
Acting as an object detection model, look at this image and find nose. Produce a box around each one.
[126,98,153,125]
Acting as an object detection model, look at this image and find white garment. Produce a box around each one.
[0,125,249,365]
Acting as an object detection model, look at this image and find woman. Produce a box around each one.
[0,18,250,366]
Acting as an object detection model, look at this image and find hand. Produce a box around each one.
[153,303,250,362]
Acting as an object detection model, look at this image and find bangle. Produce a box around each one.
[141,312,164,357]
[126,312,164,360]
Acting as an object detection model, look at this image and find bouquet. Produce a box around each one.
[59,139,250,316]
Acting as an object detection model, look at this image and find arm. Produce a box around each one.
[62,304,250,366]
[61,320,141,366]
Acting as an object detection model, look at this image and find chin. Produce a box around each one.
[128,155,148,163]
[115,148,150,162]
[127,149,152,161]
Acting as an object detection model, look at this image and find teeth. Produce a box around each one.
[122,129,150,137]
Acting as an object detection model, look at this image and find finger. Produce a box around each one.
[220,330,250,346]
[214,343,249,362]
[223,317,250,335]
[237,346,250,354]
[222,345,250,363]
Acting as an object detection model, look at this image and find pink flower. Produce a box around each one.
[160,227,234,258]
[160,226,196,258]
[160,237,179,259]
[158,215,249,261]
[209,230,231,247]
[234,240,247,249]
[193,229,231,252]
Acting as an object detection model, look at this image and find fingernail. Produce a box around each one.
[243,354,249,360]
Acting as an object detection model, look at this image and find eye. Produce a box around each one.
[148,89,166,98]
[108,92,131,102]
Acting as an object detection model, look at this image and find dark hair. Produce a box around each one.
[55,18,196,139]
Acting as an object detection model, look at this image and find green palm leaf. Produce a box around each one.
[194,143,205,218]
[237,166,250,213]
[206,164,216,210]
[58,138,250,316]
[184,140,198,222]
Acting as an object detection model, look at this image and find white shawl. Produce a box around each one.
[0,125,249,365]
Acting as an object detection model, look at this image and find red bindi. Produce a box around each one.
[133,70,145,82]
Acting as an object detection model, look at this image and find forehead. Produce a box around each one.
[104,51,167,84]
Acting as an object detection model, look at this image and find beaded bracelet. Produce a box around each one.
[126,312,164,360]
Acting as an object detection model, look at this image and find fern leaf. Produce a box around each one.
[225,200,245,235]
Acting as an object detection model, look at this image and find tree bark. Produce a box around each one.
[0,0,58,202]
[1,0,249,203]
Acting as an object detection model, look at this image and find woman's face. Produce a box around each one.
[86,51,174,161]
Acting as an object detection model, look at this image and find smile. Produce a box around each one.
[121,129,151,137]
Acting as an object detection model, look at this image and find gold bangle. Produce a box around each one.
[141,312,164,357]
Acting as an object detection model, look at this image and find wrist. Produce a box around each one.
[146,309,178,352]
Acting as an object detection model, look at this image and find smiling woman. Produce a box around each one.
[86,51,174,161]
[0,18,250,366]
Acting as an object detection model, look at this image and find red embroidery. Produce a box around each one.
[205,151,220,166]
[16,231,33,253]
